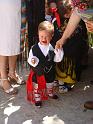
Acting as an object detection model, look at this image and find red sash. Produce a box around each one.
[26,70,48,103]
[50,8,61,28]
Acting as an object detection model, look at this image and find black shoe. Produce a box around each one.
[64,82,74,91]
[51,94,59,99]
[35,101,42,108]
[90,80,93,85]
[84,101,93,110]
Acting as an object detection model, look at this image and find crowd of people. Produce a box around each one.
[0,0,93,109]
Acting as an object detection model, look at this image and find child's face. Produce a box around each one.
[50,2,57,9]
[38,30,53,45]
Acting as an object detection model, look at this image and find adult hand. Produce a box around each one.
[55,39,64,49]
[85,21,93,33]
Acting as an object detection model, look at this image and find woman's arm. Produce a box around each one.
[55,10,81,49]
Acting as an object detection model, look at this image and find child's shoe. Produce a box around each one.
[59,84,68,93]
[52,94,59,99]
[35,101,42,108]
[59,83,74,93]
[64,82,74,91]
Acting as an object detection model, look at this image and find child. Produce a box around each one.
[45,1,62,47]
[26,21,64,107]
[56,4,88,93]
[45,1,61,28]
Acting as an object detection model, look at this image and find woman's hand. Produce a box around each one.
[55,39,64,49]
[85,21,93,33]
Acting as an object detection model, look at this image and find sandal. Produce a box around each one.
[8,72,25,85]
[0,79,18,95]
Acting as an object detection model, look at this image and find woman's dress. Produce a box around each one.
[0,0,21,56]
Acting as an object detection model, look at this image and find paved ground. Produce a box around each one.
[0,48,93,124]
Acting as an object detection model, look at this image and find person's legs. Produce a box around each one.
[0,55,18,94]
[34,83,42,107]
[0,56,10,91]
[8,55,17,78]
[46,82,58,99]
[8,55,25,84]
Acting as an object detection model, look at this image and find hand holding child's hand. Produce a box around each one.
[55,39,63,50]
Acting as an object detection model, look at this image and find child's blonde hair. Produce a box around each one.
[38,21,54,36]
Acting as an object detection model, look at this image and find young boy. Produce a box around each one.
[27,21,64,107]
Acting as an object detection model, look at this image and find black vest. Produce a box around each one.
[31,44,56,82]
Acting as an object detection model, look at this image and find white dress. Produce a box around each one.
[0,0,21,56]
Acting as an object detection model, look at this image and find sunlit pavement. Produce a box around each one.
[0,48,93,124]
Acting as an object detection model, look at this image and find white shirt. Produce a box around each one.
[28,42,64,67]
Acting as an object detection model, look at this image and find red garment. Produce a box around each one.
[50,7,61,28]
[26,70,48,103]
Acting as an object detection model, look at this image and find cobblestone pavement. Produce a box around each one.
[0,48,93,124]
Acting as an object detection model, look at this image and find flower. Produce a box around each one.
[71,0,93,10]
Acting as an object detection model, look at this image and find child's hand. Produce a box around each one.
[54,48,64,62]
[31,58,36,64]
[54,48,59,54]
